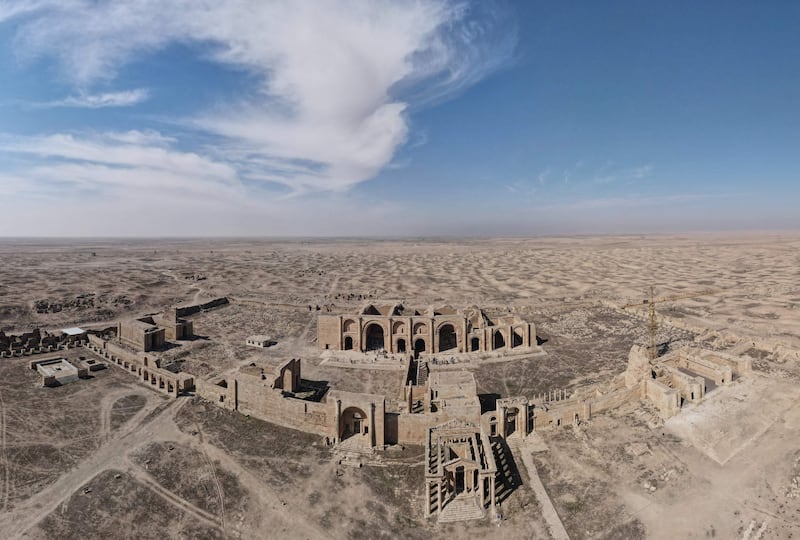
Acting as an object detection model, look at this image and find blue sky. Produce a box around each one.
[0,0,798,236]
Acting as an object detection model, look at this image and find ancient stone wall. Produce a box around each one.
[234,372,332,437]
[317,316,341,350]
[175,297,229,317]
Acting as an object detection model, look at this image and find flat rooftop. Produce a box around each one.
[36,358,78,379]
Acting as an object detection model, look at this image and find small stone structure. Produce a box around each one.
[30,357,86,386]
[245,335,275,348]
[317,304,536,356]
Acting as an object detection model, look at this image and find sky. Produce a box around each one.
[0,0,798,236]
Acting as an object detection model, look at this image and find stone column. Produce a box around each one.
[335,399,342,443]
[357,317,363,352]
[369,402,376,448]
[425,482,431,517]
[490,476,496,509]
[507,325,512,351]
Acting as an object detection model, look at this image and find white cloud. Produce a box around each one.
[2,0,515,195]
[33,88,150,109]
[0,131,242,200]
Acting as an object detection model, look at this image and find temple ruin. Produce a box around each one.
[317,304,536,356]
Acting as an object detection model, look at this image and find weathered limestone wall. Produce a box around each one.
[395,406,481,445]
[589,383,644,414]
[233,373,331,437]
[665,366,705,402]
[196,378,237,410]
[698,350,752,377]
[679,355,732,385]
[175,297,229,317]
[644,378,681,419]
[317,316,341,350]
[117,321,165,352]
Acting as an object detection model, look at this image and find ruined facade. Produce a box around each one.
[624,344,752,419]
[117,319,166,352]
[87,333,194,398]
[317,304,536,356]
[196,358,386,448]
[117,309,194,352]
[425,420,497,520]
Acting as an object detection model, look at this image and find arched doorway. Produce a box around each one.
[493,331,505,350]
[364,323,385,351]
[489,416,498,436]
[512,329,524,348]
[471,337,480,352]
[438,324,457,352]
[340,407,368,441]
[397,338,406,353]
[344,336,353,350]
[414,339,426,359]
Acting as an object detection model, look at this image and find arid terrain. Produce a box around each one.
[1,234,799,539]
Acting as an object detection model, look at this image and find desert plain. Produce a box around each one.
[0,233,799,539]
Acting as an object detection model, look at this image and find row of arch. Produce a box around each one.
[343,322,525,354]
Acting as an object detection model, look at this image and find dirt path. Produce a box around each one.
[195,423,227,536]
[199,440,334,540]
[0,397,177,539]
[98,388,149,442]
[127,464,223,529]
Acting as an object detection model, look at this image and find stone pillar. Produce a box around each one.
[335,399,342,443]
[425,482,431,517]
[461,318,467,353]
[490,476,496,509]
[507,325,512,351]
[499,406,507,438]
[369,402,376,447]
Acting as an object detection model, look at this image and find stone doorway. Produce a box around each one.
[364,323,385,351]
[438,324,457,352]
[414,339,426,359]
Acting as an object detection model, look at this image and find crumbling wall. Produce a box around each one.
[175,297,229,317]
[234,373,331,437]
[644,378,681,419]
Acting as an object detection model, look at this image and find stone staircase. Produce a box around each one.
[416,361,429,386]
[437,496,485,523]
[333,435,375,466]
